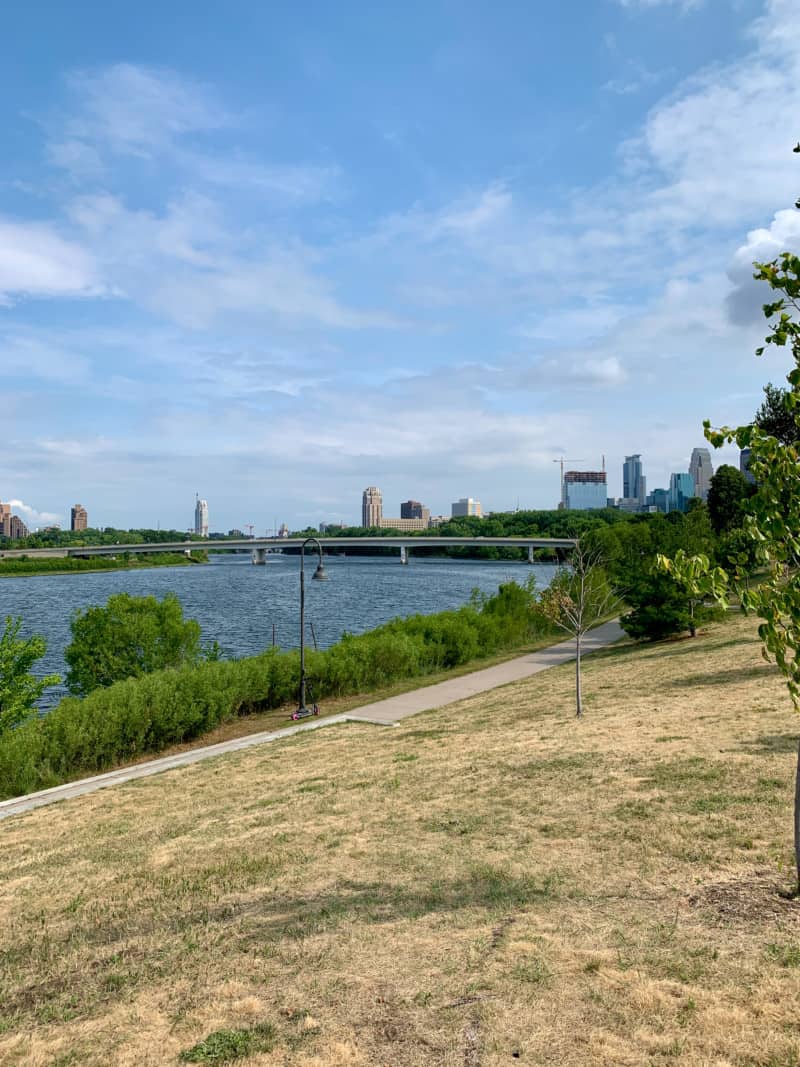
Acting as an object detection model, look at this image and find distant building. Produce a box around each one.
[319,522,346,533]
[563,471,607,510]
[228,529,244,538]
[617,498,642,513]
[428,515,448,527]
[689,447,714,500]
[379,516,429,531]
[451,497,483,518]
[194,496,209,538]
[647,488,669,513]
[362,486,383,528]
[400,500,431,523]
[278,523,290,538]
[668,472,696,513]
[0,501,9,532]
[622,455,646,507]
[740,447,755,485]
[5,515,28,539]
[71,504,88,531]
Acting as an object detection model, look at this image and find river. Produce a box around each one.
[1,554,558,706]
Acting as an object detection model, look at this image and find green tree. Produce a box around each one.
[0,617,60,735]
[707,464,750,534]
[755,382,797,445]
[65,593,203,696]
[660,237,800,892]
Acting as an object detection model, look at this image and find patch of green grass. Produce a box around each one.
[179,1023,276,1063]
[613,799,652,820]
[766,943,800,968]
[393,752,419,763]
[512,956,551,986]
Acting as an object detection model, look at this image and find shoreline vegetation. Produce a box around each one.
[0,551,207,578]
[0,582,562,801]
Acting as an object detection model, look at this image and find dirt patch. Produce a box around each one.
[688,867,800,926]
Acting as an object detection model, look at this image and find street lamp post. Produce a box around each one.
[292,536,329,721]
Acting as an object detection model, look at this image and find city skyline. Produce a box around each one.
[2,1,794,529]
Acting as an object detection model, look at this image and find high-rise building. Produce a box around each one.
[362,487,383,528]
[451,498,483,518]
[7,515,28,539]
[71,504,88,531]
[622,454,646,506]
[668,472,695,513]
[400,500,431,523]
[740,447,755,485]
[563,471,607,510]
[689,447,714,500]
[0,501,10,534]
[194,495,209,538]
[647,488,669,513]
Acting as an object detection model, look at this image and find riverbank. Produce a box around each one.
[2,611,796,1065]
[0,551,206,578]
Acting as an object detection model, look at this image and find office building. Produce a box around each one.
[622,455,646,507]
[689,447,714,500]
[740,448,755,485]
[379,516,429,531]
[647,488,669,513]
[451,497,483,518]
[668,472,695,513]
[71,504,88,531]
[563,471,607,510]
[278,523,290,538]
[362,486,383,528]
[0,512,28,539]
[0,501,9,532]
[400,500,431,523]
[194,496,209,538]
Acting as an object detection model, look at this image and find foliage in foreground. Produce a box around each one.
[0,581,555,800]
[65,593,204,696]
[0,617,60,736]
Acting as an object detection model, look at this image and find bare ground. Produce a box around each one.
[1,612,799,1066]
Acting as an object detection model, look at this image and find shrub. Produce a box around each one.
[65,593,202,695]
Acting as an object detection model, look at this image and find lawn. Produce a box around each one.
[1,612,799,1066]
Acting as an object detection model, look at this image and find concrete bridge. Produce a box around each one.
[0,536,577,566]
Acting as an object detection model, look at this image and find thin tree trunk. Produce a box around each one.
[575,635,582,718]
[795,738,800,895]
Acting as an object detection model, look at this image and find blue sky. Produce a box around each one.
[2,0,799,531]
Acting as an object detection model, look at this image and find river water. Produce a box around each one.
[1,554,558,706]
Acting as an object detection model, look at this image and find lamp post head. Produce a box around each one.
[312,562,329,581]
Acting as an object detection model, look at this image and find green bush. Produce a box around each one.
[65,592,203,695]
[0,579,558,800]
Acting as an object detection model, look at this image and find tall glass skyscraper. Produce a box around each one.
[668,473,695,513]
[622,454,646,505]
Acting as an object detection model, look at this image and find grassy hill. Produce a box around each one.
[2,612,799,1065]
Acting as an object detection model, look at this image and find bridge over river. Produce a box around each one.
[0,536,577,566]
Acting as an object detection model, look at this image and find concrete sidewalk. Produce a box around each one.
[0,620,625,822]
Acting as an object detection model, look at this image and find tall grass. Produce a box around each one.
[0,582,556,799]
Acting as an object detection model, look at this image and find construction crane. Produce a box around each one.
[553,457,585,507]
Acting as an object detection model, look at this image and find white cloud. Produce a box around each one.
[6,500,61,526]
[617,0,704,10]
[0,219,96,300]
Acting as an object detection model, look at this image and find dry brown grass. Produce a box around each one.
[2,612,800,1066]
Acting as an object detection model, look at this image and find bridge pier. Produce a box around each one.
[184,549,192,558]
[252,548,267,565]
[400,545,409,565]
[528,544,535,564]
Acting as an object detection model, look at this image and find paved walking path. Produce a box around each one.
[0,620,624,822]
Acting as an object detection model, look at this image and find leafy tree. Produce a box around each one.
[0,617,60,735]
[65,593,203,696]
[707,464,750,534]
[660,233,800,892]
[755,382,797,445]
[539,547,619,716]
